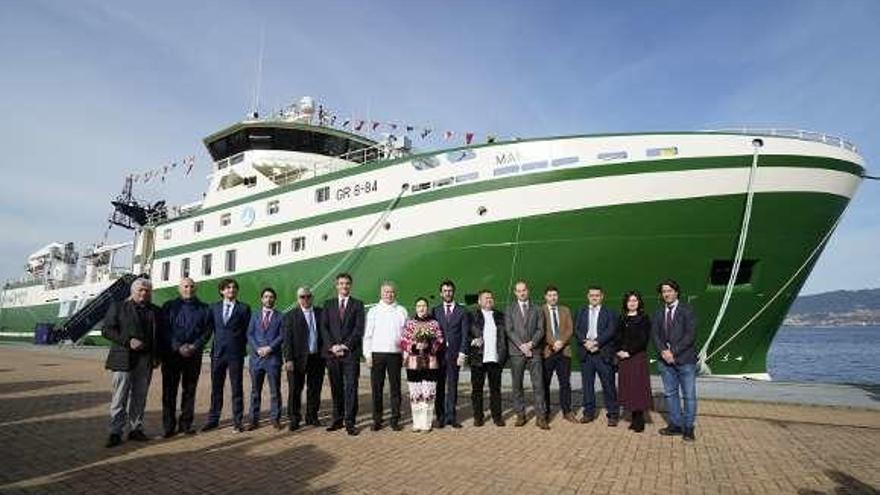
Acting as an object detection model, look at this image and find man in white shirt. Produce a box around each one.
[469,289,507,427]
[363,281,408,431]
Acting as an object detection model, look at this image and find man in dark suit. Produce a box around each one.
[283,286,325,431]
[160,277,212,438]
[574,286,620,425]
[246,287,284,430]
[504,280,549,430]
[202,278,251,433]
[541,285,577,424]
[102,278,162,448]
[651,279,698,441]
[431,279,470,429]
[469,289,507,427]
[319,272,365,436]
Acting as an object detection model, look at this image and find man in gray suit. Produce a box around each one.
[504,280,550,430]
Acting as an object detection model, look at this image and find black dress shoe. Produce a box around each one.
[247,423,260,431]
[201,422,219,432]
[182,428,197,435]
[659,425,684,436]
[346,426,359,436]
[128,430,149,442]
[163,430,176,439]
[105,433,122,448]
[232,425,246,434]
[683,428,696,442]
[449,422,463,429]
[371,423,383,431]
[272,421,283,430]
[305,418,323,427]
[390,423,403,432]
[326,422,344,432]
[493,418,506,427]
[473,418,484,427]
[580,414,597,424]
[433,420,445,429]
[607,417,619,427]
[289,422,301,431]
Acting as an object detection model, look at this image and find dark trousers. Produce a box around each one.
[580,352,619,418]
[543,352,572,415]
[249,364,282,423]
[161,354,202,434]
[370,352,402,425]
[435,353,462,424]
[287,353,325,424]
[208,356,244,427]
[325,354,359,427]
[471,362,503,422]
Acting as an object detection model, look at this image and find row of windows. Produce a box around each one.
[163,200,284,240]
[161,250,236,281]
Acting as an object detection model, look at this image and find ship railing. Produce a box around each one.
[268,144,388,187]
[707,128,858,153]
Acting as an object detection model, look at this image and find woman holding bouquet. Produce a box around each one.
[400,297,445,432]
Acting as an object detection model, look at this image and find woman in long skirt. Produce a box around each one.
[400,297,444,432]
[616,291,653,432]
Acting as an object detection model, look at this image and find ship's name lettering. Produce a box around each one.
[495,152,518,166]
[335,180,379,201]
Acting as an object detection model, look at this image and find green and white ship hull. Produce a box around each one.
[2,100,865,377]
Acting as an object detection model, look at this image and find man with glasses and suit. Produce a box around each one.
[283,286,325,431]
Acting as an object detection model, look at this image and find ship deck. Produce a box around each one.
[1,343,878,494]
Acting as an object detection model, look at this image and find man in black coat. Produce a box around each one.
[431,279,471,428]
[469,289,508,427]
[319,272,365,436]
[102,277,161,448]
[160,277,212,437]
[651,279,699,441]
[283,285,325,431]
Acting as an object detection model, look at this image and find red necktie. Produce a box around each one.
[261,311,269,329]
[445,304,452,318]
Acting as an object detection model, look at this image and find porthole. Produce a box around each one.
[321,233,328,241]
[346,229,353,237]
[477,206,487,216]
[383,222,391,230]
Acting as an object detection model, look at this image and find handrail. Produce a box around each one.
[706,128,858,153]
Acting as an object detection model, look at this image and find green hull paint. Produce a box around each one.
[132,191,845,376]
[0,302,60,334]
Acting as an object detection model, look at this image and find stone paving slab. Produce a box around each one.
[0,345,879,494]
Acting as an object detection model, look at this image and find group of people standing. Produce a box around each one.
[101,273,699,448]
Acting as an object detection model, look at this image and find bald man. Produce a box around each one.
[160,278,213,437]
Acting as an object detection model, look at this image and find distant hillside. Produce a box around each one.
[784,288,880,327]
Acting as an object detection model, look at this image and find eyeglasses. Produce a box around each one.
[298,295,312,299]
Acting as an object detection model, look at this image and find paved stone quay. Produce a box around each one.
[1,344,879,494]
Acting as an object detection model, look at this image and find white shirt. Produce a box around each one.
[482,309,498,364]
[363,300,408,357]
[587,305,601,340]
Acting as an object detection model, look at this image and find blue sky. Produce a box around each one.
[0,0,877,294]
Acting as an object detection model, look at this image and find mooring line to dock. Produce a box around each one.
[698,139,762,374]
[704,203,850,364]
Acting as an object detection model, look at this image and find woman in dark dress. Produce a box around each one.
[616,291,653,432]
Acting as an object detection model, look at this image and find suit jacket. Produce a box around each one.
[161,297,212,356]
[574,305,619,360]
[319,296,365,358]
[504,300,545,357]
[102,299,161,371]
[209,300,252,360]
[541,304,574,358]
[469,308,508,367]
[282,306,323,371]
[651,301,698,365]
[247,308,284,369]
[431,302,472,359]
